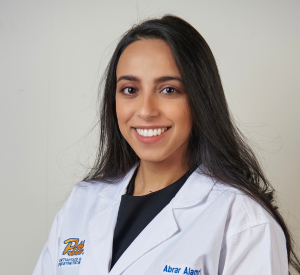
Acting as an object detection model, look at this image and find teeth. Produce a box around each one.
[136,128,168,137]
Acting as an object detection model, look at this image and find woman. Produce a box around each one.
[33,15,300,274]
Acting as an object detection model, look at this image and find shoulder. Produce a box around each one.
[68,180,111,201]
[189,167,284,238]
[58,180,120,220]
[59,164,138,218]
[214,186,289,274]
[209,181,285,239]
[65,180,109,204]
[210,184,289,274]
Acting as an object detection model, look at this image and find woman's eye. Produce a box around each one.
[122,87,137,95]
[161,87,178,94]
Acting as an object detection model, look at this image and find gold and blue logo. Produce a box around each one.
[58,238,85,267]
[63,238,85,256]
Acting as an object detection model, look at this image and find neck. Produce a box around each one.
[132,158,190,196]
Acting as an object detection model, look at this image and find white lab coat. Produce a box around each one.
[33,163,288,275]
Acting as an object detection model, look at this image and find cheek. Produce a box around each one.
[116,99,128,122]
[179,110,192,139]
[165,100,192,133]
[115,98,134,134]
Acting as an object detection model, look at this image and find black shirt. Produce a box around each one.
[110,166,196,269]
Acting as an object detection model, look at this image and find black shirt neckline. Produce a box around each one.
[125,165,196,196]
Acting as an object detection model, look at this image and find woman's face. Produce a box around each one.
[115,39,192,165]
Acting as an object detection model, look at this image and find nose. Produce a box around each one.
[137,92,159,121]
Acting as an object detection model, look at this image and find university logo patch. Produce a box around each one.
[63,238,85,256]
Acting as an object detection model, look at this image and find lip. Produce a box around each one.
[132,126,171,144]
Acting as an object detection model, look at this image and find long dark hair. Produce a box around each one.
[84,14,300,273]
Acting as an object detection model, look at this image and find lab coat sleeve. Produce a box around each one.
[32,209,62,275]
[218,222,289,275]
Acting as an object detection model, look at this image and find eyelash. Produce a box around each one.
[120,86,180,96]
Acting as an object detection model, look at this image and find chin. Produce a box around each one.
[136,151,173,164]
[138,156,165,164]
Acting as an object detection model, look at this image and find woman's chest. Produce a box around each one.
[57,205,228,275]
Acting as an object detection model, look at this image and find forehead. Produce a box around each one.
[116,39,180,78]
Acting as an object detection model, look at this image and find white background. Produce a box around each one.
[0,0,299,274]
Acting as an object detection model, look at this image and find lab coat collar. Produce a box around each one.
[172,165,217,208]
[97,162,216,210]
[97,162,140,201]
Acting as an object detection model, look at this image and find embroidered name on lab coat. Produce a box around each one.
[163,265,202,274]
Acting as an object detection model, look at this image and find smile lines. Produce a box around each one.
[135,127,169,137]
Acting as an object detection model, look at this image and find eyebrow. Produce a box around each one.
[116,75,183,84]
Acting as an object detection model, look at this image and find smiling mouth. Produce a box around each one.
[134,127,171,137]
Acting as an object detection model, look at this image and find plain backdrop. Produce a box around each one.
[0,0,299,274]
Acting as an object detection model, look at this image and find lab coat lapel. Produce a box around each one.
[88,163,139,275]
[89,200,120,275]
[109,200,179,275]
[109,165,216,275]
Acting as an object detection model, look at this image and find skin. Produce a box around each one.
[115,39,192,196]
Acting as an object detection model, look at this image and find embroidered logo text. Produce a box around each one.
[63,238,85,256]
